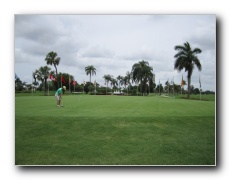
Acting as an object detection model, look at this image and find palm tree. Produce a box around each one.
[165,80,170,95]
[45,51,61,87]
[174,42,202,98]
[85,65,96,83]
[131,60,154,95]
[116,75,123,93]
[120,76,130,95]
[126,71,131,91]
[110,78,118,93]
[32,71,40,92]
[34,66,51,95]
[103,74,112,95]
[15,75,23,91]
[143,66,154,95]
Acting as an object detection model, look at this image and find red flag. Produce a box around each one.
[61,76,66,83]
[73,81,77,85]
[49,74,56,81]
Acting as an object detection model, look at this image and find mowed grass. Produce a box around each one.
[15,94,215,165]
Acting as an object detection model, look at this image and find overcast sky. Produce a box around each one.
[15,15,216,91]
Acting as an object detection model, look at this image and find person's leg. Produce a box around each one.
[55,95,61,107]
[60,96,62,106]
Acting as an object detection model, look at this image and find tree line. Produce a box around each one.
[15,42,215,97]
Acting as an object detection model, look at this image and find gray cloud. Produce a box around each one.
[188,19,216,52]
[80,45,115,58]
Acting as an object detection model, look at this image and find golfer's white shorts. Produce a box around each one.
[55,94,62,101]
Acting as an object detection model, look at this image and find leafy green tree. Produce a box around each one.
[174,42,202,98]
[175,84,181,94]
[75,84,83,92]
[55,73,74,92]
[155,84,163,95]
[45,51,61,88]
[85,65,96,84]
[190,85,195,94]
[82,81,90,94]
[193,88,200,95]
[164,80,170,94]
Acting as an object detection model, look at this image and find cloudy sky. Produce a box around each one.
[15,14,216,91]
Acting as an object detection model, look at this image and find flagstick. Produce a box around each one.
[173,76,174,98]
[69,75,71,94]
[106,81,107,95]
[32,72,33,96]
[83,80,84,94]
[94,80,96,95]
[167,79,169,96]
[199,75,201,100]
[159,79,160,96]
[181,74,184,97]
[148,81,150,96]
[48,81,49,96]
[200,89,201,100]
[74,82,75,95]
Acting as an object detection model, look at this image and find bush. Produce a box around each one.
[15,90,31,93]
[72,92,85,95]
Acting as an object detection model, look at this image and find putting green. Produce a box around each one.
[15,95,215,165]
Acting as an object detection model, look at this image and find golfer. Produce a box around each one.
[55,86,66,107]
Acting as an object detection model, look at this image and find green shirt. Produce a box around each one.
[55,88,63,95]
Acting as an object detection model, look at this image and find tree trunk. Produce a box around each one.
[140,80,143,96]
[54,65,59,88]
[187,77,191,98]
[44,79,47,96]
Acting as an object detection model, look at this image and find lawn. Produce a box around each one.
[15,94,215,165]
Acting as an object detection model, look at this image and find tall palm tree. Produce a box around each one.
[174,42,202,98]
[45,51,61,87]
[131,60,154,95]
[85,65,96,83]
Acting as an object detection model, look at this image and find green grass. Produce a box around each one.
[15,94,215,165]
